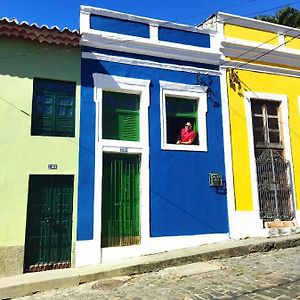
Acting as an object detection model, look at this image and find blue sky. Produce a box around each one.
[1,0,300,30]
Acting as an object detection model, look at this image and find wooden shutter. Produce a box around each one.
[55,95,75,136]
[31,79,75,137]
[102,92,140,141]
[101,153,140,247]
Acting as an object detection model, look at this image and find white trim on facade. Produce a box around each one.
[82,51,221,76]
[101,233,229,263]
[220,60,300,79]
[81,5,215,35]
[219,68,237,238]
[81,33,221,66]
[149,24,159,41]
[76,74,150,266]
[216,12,300,37]
[221,38,300,70]
[159,80,208,152]
[80,6,221,67]
[244,91,298,229]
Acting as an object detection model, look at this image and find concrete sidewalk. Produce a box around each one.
[1,233,300,299]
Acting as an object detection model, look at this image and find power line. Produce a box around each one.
[211,0,300,25]
[220,26,296,68]
[237,31,300,68]
[82,1,300,51]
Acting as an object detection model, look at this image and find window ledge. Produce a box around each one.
[162,144,207,152]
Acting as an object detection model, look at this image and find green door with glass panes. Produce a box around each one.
[24,175,74,272]
[102,153,140,247]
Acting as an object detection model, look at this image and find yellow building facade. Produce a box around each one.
[202,13,300,237]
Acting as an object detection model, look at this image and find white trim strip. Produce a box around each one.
[82,51,221,76]
[81,5,215,35]
[220,61,300,78]
[217,12,300,36]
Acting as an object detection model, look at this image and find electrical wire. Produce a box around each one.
[220,26,297,68]
[236,31,300,68]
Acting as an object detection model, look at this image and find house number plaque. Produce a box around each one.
[48,164,58,170]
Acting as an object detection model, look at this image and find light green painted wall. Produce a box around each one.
[0,38,80,247]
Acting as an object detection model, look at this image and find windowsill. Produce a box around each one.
[31,134,75,138]
[162,143,207,152]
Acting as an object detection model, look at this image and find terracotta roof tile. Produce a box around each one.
[0,17,80,48]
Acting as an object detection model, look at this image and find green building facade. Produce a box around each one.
[0,19,80,275]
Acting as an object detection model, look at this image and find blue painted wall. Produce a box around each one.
[158,27,210,48]
[90,15,149,38]
[89,15,210,48]
[77,49,228,241]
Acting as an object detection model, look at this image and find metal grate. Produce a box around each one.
[24,175,74,272]
[256,149,295,221]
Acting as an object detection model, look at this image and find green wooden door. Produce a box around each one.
[24,175,74,272]
[102,153,140,247]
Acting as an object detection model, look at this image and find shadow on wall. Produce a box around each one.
[0,38,80,82]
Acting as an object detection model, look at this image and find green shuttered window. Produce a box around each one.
[166,96,198,144]
[31,79,76,137]
[102,153,140,247]
[102,91,140,141]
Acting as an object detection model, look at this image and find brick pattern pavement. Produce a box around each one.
[15,246,300,300]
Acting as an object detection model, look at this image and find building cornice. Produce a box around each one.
[217,12,300,36]
[221,37,300,70]
[81,5,216,35]
[81,32,221,66]
[220,59,300,78]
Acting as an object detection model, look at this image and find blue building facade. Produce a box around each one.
[76,6,229,266]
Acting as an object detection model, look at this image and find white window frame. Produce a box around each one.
[92,73,150,262]
[160,80,208,151]
[244,91,296,221]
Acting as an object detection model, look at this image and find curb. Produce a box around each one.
[1,234,300,299]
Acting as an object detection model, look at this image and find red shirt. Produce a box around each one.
[180,128,195,143]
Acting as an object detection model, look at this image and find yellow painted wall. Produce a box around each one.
[227,69,300,211]
[285,35,300,50]
[224,24,278,45]
[0,38,80,247]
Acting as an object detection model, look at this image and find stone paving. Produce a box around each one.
[14,246,300,300]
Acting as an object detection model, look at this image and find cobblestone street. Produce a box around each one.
[15,246,300,300]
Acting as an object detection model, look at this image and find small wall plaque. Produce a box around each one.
[120,147,128,153]
[209,173,222,187]
[48,164,58,170]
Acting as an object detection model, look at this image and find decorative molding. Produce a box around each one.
[81,33,221,66]
[92,73,150,264]
[81,5,215,35]
[220,59,300,78]
[217,12,300,37]
[149,24,159,41]
[221,38,300,70]
[159,80,208,93]
[244,91,297,227]
[82,51,221,76]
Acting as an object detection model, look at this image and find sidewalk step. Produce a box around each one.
[0,234,300,299]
